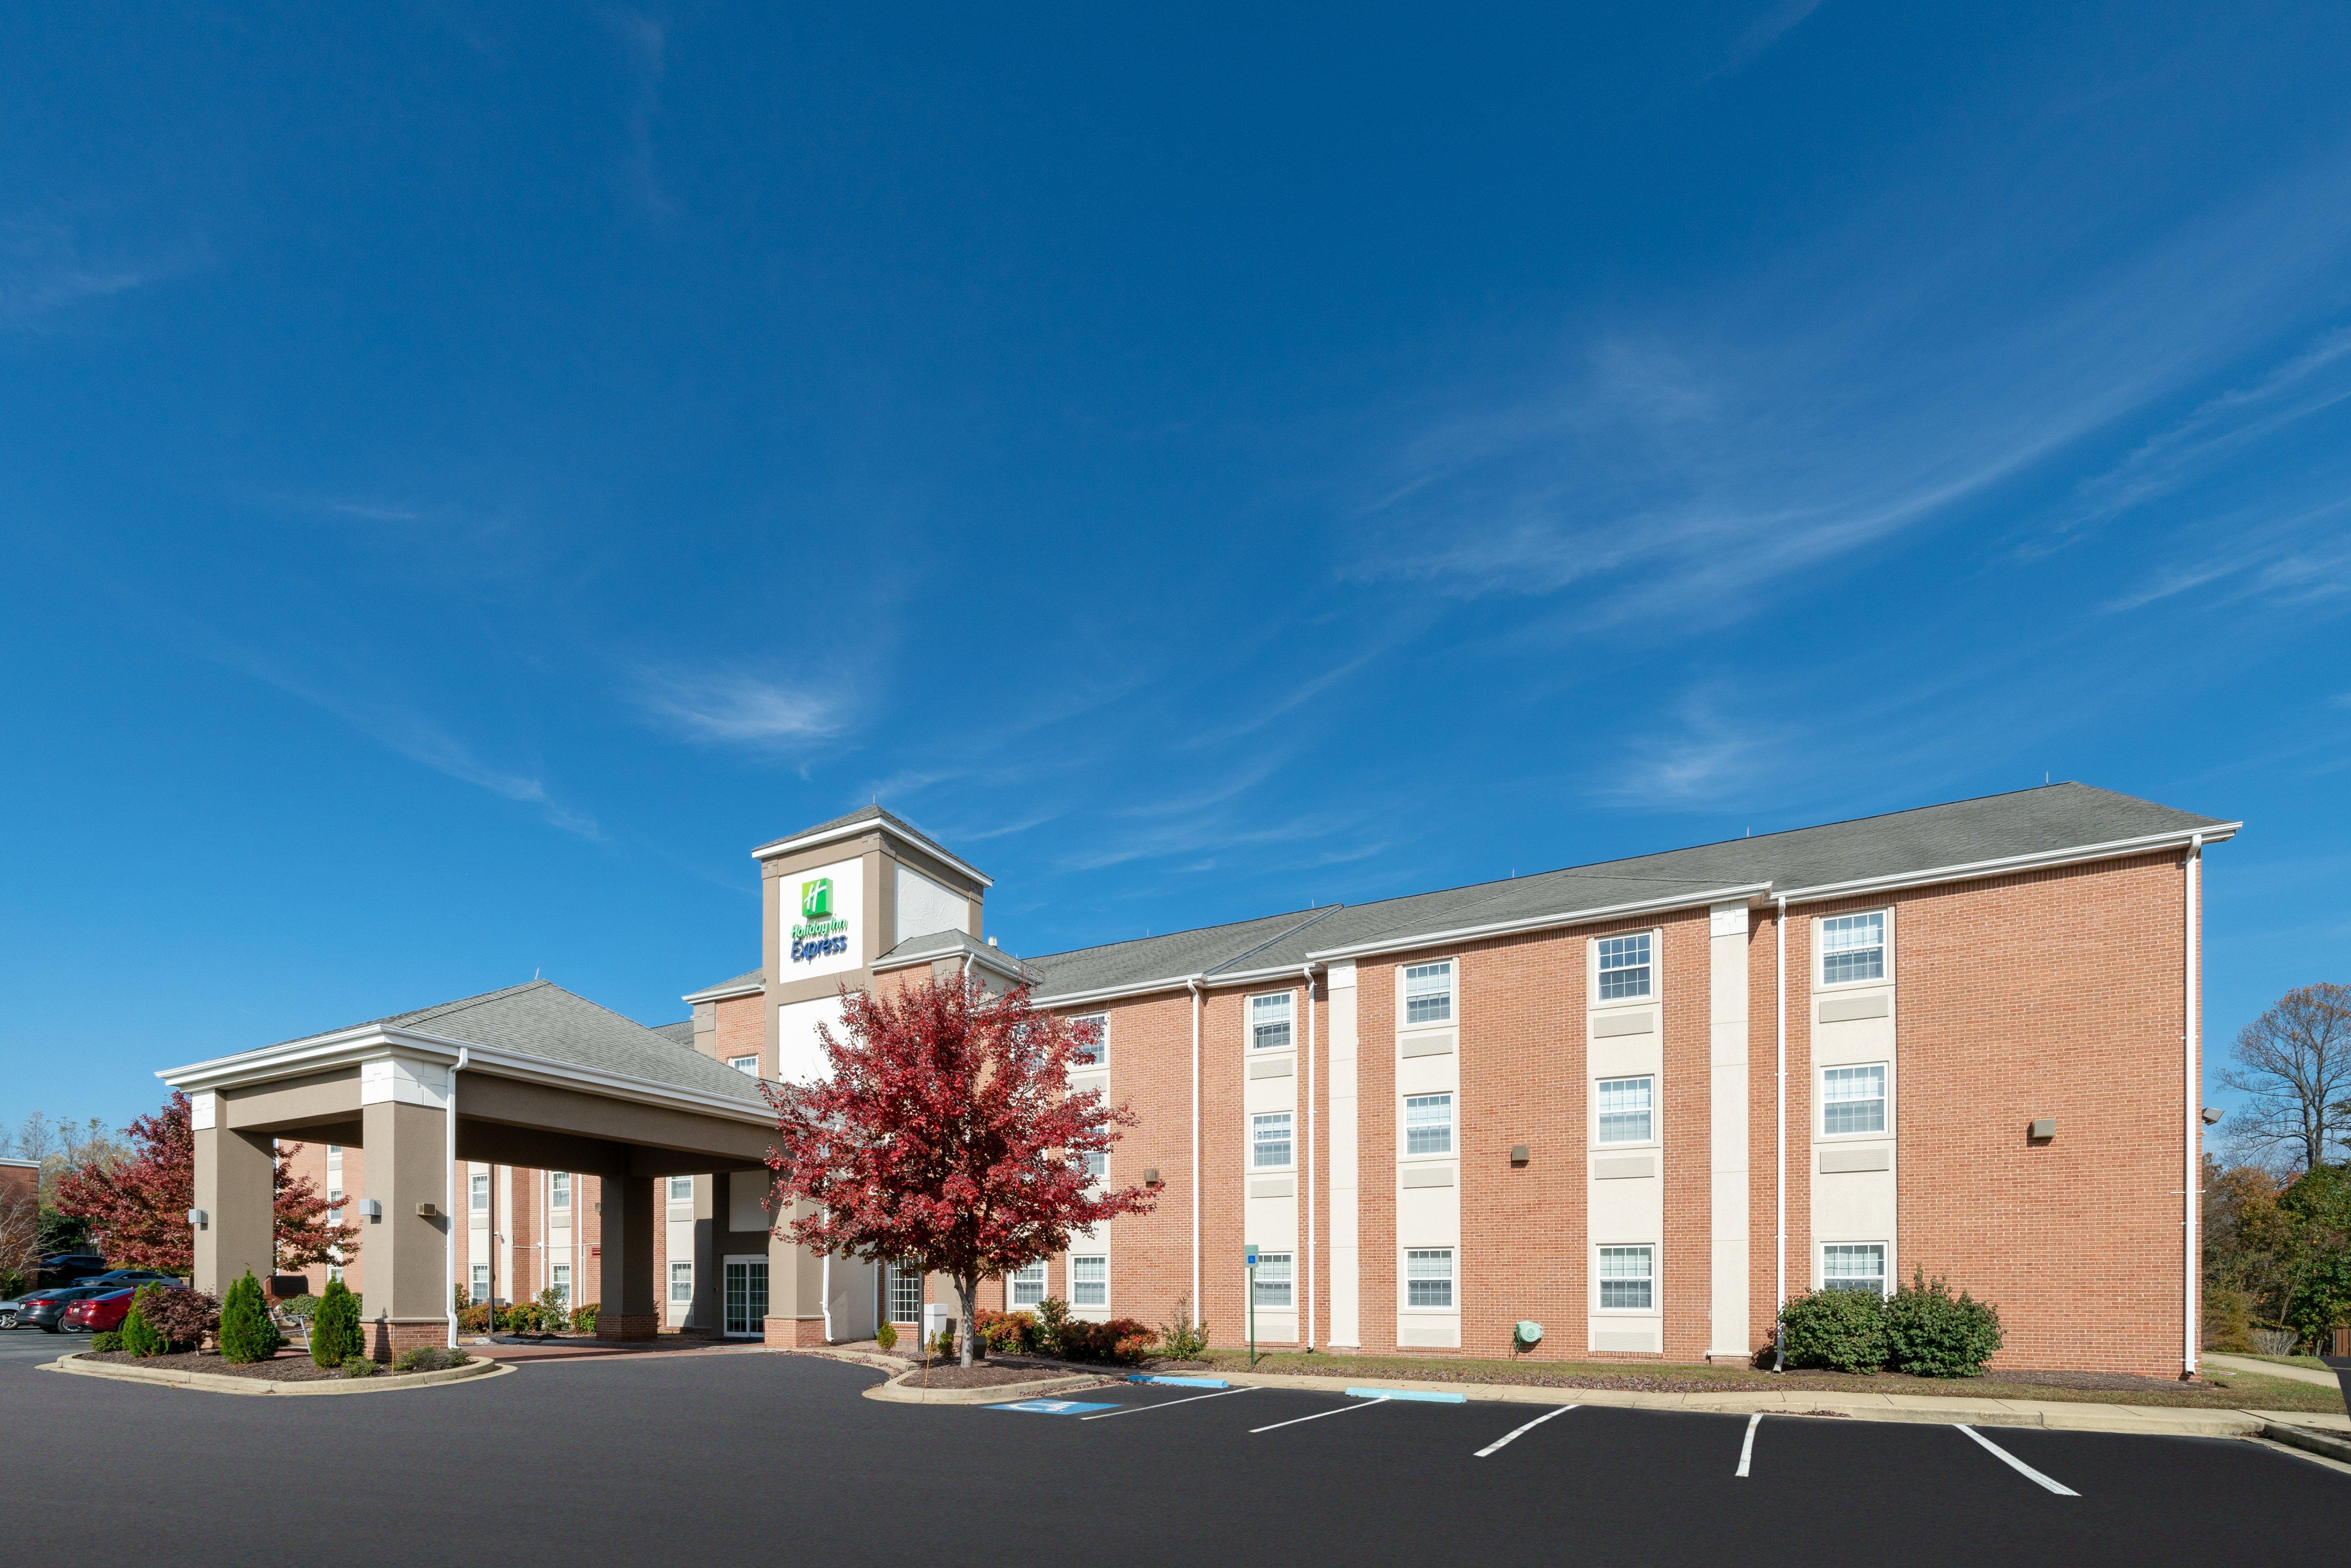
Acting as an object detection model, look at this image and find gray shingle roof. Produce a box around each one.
[1027,784,2229,999]
[649,1020,696,1047]
[683,967,764,1001]
[319,981,766,1104]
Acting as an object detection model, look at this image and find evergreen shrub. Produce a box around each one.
[1779,1287,1889,1374]
[311,1276,362,1368]
[1884,1270,2003,1377]
[217,1271,283,1364]
[119,1285,167,1358]
[874,1319,898,1352]
[88,1332,123,1353]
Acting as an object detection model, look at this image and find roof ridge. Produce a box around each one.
[1022,902,1333,965]
[1204,905,1346,977]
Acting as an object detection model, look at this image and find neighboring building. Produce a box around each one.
[233,782,2232,1376]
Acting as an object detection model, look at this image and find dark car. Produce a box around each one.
[17,1286,110,1333]
[36,1254,108,1288]
[76,1270,182,1292]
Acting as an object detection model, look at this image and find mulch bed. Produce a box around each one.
[79,1350,432,1383]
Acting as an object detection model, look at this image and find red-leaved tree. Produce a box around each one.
[52,1090,359,1275]
[764,978,1153,1366]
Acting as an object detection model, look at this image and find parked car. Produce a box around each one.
[17,1286,110,1332]
[75,1269,183,1292]
[62,1289,139,1335]
[36,1254,108,1288]
[0,1288,50,1329]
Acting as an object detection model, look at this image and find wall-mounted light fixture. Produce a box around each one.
[416,1201,441,1219]
[1143,1168,1162,1187]
[1510,1145,1531,1167]
[358,1198,383,1221]
[2201,1107,2224,1125]
[186,1208,207,1229]
[2029,1118,2056,1141]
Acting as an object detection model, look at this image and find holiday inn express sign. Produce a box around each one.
[782,856,863,977]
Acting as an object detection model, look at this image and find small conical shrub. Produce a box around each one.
[119,1284,167,1358]
[217,1271,282,1364]
[311,1276,362,1368]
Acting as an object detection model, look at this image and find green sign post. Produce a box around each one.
[1244,1243,1258,1369]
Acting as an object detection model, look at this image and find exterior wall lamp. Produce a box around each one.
[186,1208,207,1229]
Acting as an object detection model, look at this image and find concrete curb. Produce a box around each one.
[2259,1420,2351,1465]
[866,1371,1115,1405]
[1204,1369,2335,1439]
[41,1350,513,1397]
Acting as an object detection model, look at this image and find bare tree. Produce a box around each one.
[0,1184,38,1290]
[0,1111,129,1202]
[2219,984,2351,1173]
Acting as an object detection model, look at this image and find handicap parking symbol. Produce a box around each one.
[987,1399,1120,1415]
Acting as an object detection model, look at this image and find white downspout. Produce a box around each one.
[2184,834,2203,1378]
[445,1047,468,1350]
[1773,896,1787,1372]
[1187,977,1203,1318]
[1303,963,1316,1352]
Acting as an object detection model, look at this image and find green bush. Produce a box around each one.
[1055,1317,1157,1365]
[279,1293,319,1321]
[217,1271,283,1364]
[976,1308,1043,1355]
[393,1344,472,1373]
[119,1284,168,1358]
[1035,1295,1070,1357]
[1884,1270,2003,1377]
[572,1301,600,1334]
[341,1354,380,1379]
[536,1287,571,1332]
[2284,1251,2351,1354]
[875,1319,898,1352]
[1780,1286,1889,1373]
[88,1331,123,1353]
[1159,1294,1211,1360]
[311,1276,363,1368]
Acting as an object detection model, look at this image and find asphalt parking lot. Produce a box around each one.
[4,1342,2343,1566]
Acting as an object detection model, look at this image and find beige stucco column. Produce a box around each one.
[358,1056,455,1361]
[190,1092,274,1298]
[599,1174,658,1339]
[762,1199,827,1347]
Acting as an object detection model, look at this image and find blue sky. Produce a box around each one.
[4,3,2347,1137]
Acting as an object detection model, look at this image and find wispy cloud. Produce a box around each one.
[630,666,843,751]
[211,645,602,839]
[2102,498,2351,613]
[1713,0,1825,80]
[0,217,170,330]
[600,8,675,220]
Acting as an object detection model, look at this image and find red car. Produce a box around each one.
[62,1284,181,1335]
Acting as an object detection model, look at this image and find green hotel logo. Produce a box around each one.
[801,877,833,921]
[790,875,848,963]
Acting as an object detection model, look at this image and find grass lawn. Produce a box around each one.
[1191,1347,2347,1415]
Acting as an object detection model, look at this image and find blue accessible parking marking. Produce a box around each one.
[987,1399,1122,1415]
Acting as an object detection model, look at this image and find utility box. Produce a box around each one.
[923,1303,953,1345]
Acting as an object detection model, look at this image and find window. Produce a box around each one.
[327,1264,344,1286]
[550,1264,571,1306]
[1083,1149,1107,1183]
[1403,961,1454,1025]
[326,1144,342,1157]
[1598,1245,1653,1310]
[327,1187,342,1226]
[1252,1112,1293,1169]
[1405,1248,1454,1309]
[1598,933,1652,1000]
[1070,1013,1108,1067]
[1009,1260,1046,1308]
[469,1264,489,1304]
[551,1172,570,1211]
[727,1055,760,1077]
[1404,1093,1454,1156]
[1253,1252,1294,1308]
[1822,1243,1887,1297]
[1251,992,1294,1051]
[1072,1254,1107,1308]
[469,1172,489,1213]
[1821,1064,1887,1136]
[669,1176,694,1203]
[1820,912,1885,986]
[1596,1077,1654,1145]
[669,1262,693,1304]
[887,1262,923,1323]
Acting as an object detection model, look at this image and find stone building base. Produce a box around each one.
[368,1317,451,1363]
[597,1314,660,1341]
[763,1315,828,1348]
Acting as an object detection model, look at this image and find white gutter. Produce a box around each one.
[681,981,764,1005]
[2184,834,2203,1378]
[446,1046,468,1350]
[1303,963,1316,1352]
[1777,825,2239,905]
[1187,976,1203,1318]
[1773,896,1787,1372]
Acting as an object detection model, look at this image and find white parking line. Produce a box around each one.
[1251,1396,1389,1434]
[1474,1404,1579,1457]
[1079,1386,1259,1420]
[1955,1424,2080,1496]
[1735,1413,1760,1478]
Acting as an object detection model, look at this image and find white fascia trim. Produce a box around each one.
[751,819,993,888]
[1777,825,2240,905]
[159,1029,774,1126]
[1031,974,1209,1009]
[1303,884,1776,965]
[681,981,764,1004]
[0,1155,40,1170]
[872,946,1029,982]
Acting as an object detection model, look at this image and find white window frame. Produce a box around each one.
[1402,1092,1454,1159]
[669,1175,695,1203]
[1401,960,1454,1027]
[722,1255,769,1337]
[326,1186,343,1226]
[469,1263,490,1304]
[469,1172,490,1213]
[1253,1251,1295,1309]
[1402,1247,1456,1312]
[1816,910,1889,990]
[551,1171,571,1211]
[326,1263,344,1286]
[1070,1012,1109,1068]
[1007,1259,1047,1309]
[1819,1063,1889,1140]
[1595,1075,1656,1147]
[727,1054,761,1077]
[1251,1111,1294,1171]
[1249,991,1296,1052]
[1082,1148,1108,1185]
[669,1261,694,1304]
[550,1263,572,1307]
[885,1261,924,1324]
[1596,931,1654,1002]
[1819,1242,1888,1298]
[1070,1254,1108,1310]
[1595,1244,1655,1314]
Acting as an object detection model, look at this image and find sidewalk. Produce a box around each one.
[2201,1353,2346,1392]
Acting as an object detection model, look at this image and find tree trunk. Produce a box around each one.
[956,1275,978,1369]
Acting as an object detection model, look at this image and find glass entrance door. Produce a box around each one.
[723,1257,769,1337]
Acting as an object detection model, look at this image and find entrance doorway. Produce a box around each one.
[723,1256,769,1338]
